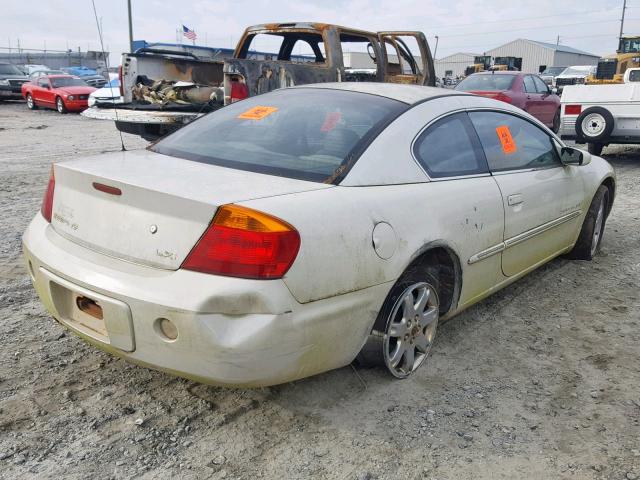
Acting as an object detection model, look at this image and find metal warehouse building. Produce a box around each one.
[435,52,480,79]
[486,39,599,73]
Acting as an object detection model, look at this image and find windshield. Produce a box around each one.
[560,67,593,76]
[108,78,120,87]
[151,88,407,183]
[542,67,566,76]
[455,74,516,91]
[619,37,640,53]
[0,64,25,75]
[50,77,88,88]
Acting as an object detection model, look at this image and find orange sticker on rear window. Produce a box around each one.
[496,125,517,154]
[237,105,278,120]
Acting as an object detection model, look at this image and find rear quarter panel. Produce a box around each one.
[241,180,505,309]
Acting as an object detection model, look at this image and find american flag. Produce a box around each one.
[182,25,197,41]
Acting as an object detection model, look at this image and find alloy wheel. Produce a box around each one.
[383,282,439,378]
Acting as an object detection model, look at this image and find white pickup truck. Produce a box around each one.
[559,68,640,155]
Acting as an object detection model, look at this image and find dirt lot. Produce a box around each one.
[0,101,639,480]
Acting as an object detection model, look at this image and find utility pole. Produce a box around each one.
[433,35,439,59]
[127,0,134,52]
[556,35,560,45]
[619,0,627,39]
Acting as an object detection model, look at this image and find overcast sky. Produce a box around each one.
[1,0,638,62]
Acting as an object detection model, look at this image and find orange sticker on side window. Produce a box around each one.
[237,105,278,120]
[496,125,517,154]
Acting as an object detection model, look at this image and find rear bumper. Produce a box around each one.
[23,214,386,386]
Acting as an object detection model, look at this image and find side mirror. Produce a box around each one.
[560,146,591,166]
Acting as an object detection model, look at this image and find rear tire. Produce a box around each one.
[587,142,604,156]
[567,185,609,260]
[357,265,440,379]
[26,94,38,110]
[56,97,67,114]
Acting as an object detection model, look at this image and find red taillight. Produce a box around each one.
[230,80,248,103]
[118,65,124,96]
[493,92,513,104]
[181,205,300,279]
[565,104,582,115]
[41,166,55,222]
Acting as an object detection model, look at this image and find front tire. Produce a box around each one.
[26,94,38,110]
[357,267,440,379]
[567,185,609,260]
[56,97,67,114]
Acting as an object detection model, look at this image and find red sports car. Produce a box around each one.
[455,72,561,133]
[21,75,96,113]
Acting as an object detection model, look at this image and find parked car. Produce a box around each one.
[559,67,640,155]
[61,66,107,88]
[22,64,50,75]
[539,66,567,87]
[29,69,65,79]
[21,75,96,113]
[88,78,123,107]
[0,62,30,100]
[23,83,615,386]
[82,22,435,140]
[554,65,596,92]
[61,66,98,76]
[455,72,561,132]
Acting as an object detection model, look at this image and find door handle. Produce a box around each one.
[507,194,523,206]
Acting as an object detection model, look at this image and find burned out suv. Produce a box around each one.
[0,62,30,100]
[84,22,435,140]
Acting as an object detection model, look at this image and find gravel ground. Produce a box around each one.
[1,101,639,480]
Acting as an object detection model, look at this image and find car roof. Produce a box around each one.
[292,82,466,105]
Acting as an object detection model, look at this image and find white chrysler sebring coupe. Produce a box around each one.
[23,83,615,386]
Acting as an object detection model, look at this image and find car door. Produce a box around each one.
[376,32,434,86]
[32,78,47,104]
[468,110,584,277]
[36,77,54,106]
[532,75,556,125]
[411,110,505,303]
[522,75,543,119]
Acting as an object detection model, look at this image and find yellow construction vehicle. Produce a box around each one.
[587,35,640,84]
[464,55,491,76]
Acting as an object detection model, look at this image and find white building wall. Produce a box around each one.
[486,39,555,73]
[553,51,599,68]
[435,52,478,78]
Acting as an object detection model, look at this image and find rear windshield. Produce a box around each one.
[455,74,516,91]
[151,88,407,182]
[51,77,88,88]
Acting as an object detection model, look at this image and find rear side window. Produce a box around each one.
[413,112,488,178]
[469,111,560,172]
[238,32,326,63]
[151,88,407,183]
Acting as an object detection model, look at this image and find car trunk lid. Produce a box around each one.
[50,149,331,270]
